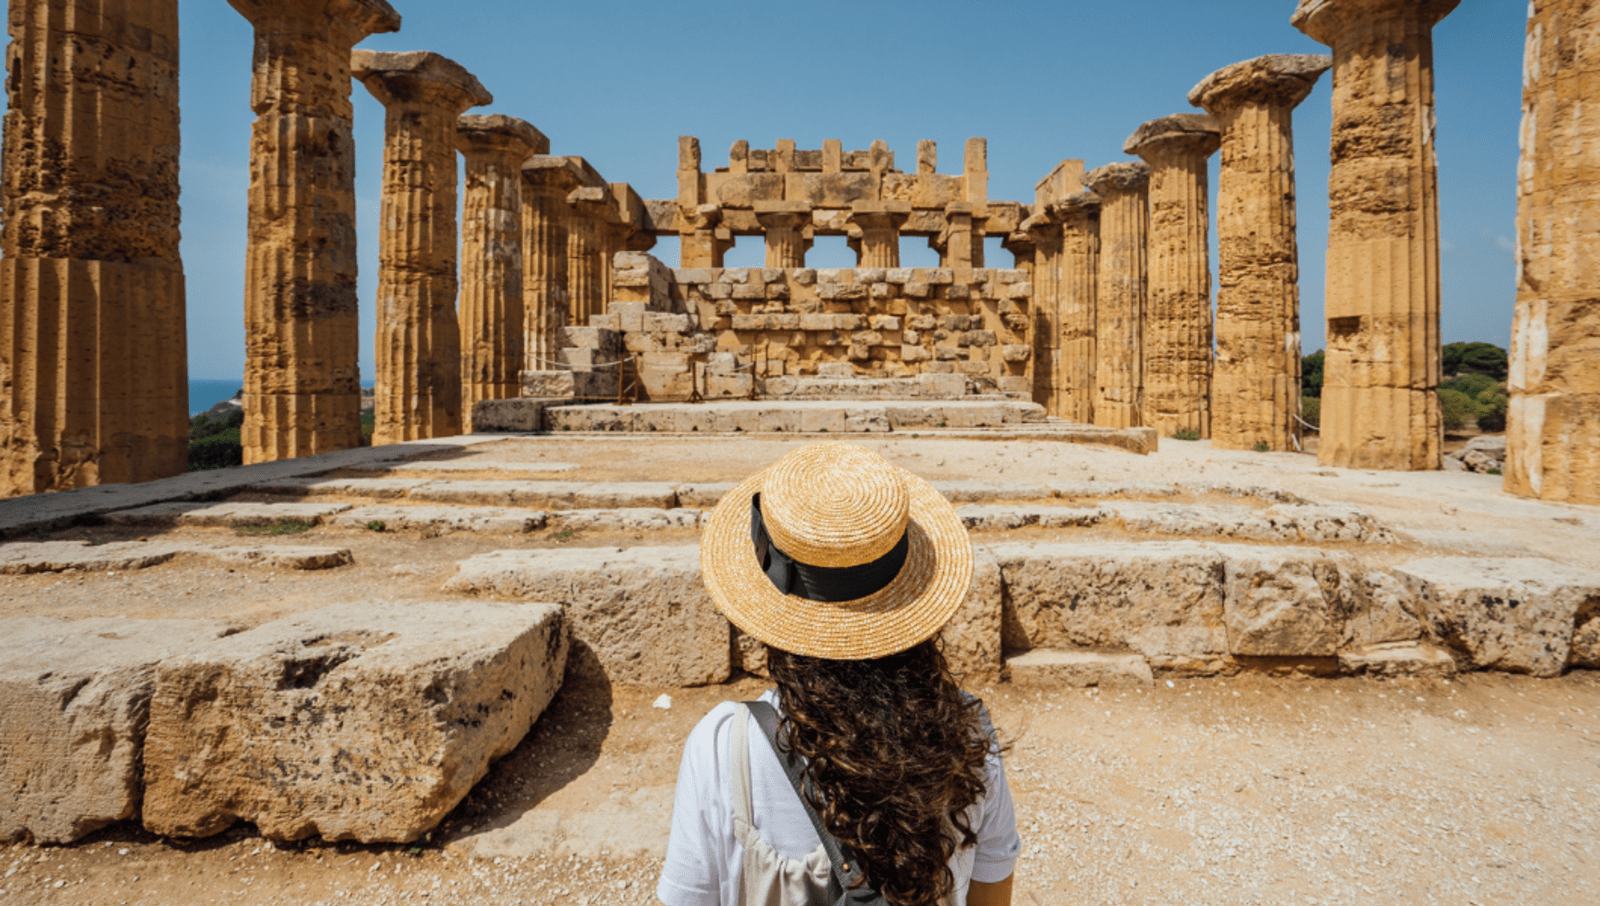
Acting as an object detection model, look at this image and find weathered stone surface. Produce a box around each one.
[1084,163,1150,430]
[0,540,352,573]
[354,51,492,445]
[1506,0,1600,505]
[469,398,559,433]
[1005,649,1154,687]
[1053,191,1101,424]
[352,459,579,474]
[1191,55,1329,453]
[1337,642,1456,677]
[142,600,566,842]
[675,482,736,508]
[548,508,702,532]
[1107,502,1394,544]
[1295,0,1459,471]
[458,115,547,412]
[334,505,547,534]
[444,546,730,686]
[232,0,402,464]
[251,477,430,498]
[105,502,352,528]
[941,545,1003,686]
[1394,557,1600,677]
[956,504,1106,531]
[207,545,354,570]
[0,618,236,843]
[1126,116,1220,440]
[0,0,189,495]
[1217,546,1362,657]
[993,541,1228,672]
[931,481,1055,503]
[521,158,582,371]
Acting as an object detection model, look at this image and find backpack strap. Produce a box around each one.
[745,700,883,904]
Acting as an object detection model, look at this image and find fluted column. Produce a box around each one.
[1190,55,1329,452]
[0,0,187,495]
[228,0,400,465]
[1085,163,1150,429]
[1018,215,1062,413]
[456,115,547,415]
[566,188,608,328]
[520,158,583,374]
[848,202,911,268]
[353,51,491,446]
[1507,0,1600,504]
[755,201,813,268]
[1053,191,1101,424]
[1126,114,1222,440]
[1294,0,1459,470]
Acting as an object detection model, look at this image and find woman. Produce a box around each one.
[657,442,1021,906]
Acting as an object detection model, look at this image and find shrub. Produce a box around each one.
[1173,429,1200,441]
[365,520,386,532]
[188,430,242,471]
[1253,441,1270,452]
[1476,383,1509,432]
[1300,396,1321,429]
[1301,350,1325,398]
[1441,372,1499,399]
[1438,387,1483,432]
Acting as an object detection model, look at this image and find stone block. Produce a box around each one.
[992,542,1228,673]
[956,361,991,376]
[334,506,548,535]
[142,601,567,843]
[445,546,729,686]
[904,282,931,299]
[643,312,690,333]
[549,508,702,533]
[558,326,622,352]
[1005,649,1154,687]
[963,330,997,347]
[1394,558,1600,677]
[732,283,766,301]
[0,618,236,844]
[998,376,1032,395]
[471,398,559,432]
[1217,546,1361,657]
[940,545,1003,686]
[901,344,931,363]
[1338,642,1457,677]
[869,316,902,331]
[1002,345,1031,363]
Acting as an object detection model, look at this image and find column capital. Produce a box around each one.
[1124,114,1222,163]
[1293,0,1460,45]
[1002,229,1036,258]
[685,203,722,231]
[1188,54,1331,114]
[522,157,588,194]
[228,0,400,41]
[1019,210,1060,241]
[352,50,492,113]
[1049,189,1102,220]
[567,186,617,222]
[1084,162,1150,196]
[456,114,549,159]
[847,200,911,229]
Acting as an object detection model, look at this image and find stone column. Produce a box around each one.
[1084,163,1150,429]
[456,115,547,415]
[848,202,911,268]
[1294,0,1460,470]
[0,0,187,495]
[353,51,491,446]
[1053,192,1101,424]
[1017,215,1063,413]
[754,201,812,268]
[1506,0,1600,504]
[938,203,979,269]
[1191,57,1327,453]
[679,203,729,269]
[227,0,400,465]
[566,187,611,328]
[1126,114,1222,440]
[965,138,988,268]
[520,157,583,373]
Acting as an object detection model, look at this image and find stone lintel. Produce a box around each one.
[521,157,588,193]
[1123,114,1222,160]
[1293,0,1461,44]
[567,186,617,221]
[686,203,722,231]
[455,114,549,157]
[752,200,814,215]
[850,200,913,216]
[1188,54,1332,113]
[227,0,401,38]
[1084,162,1150,195]
[610,183,646,231]
[351,50,493,110]
[1002,230,1036,257]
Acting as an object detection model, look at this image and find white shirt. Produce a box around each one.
[657,690,1022,906]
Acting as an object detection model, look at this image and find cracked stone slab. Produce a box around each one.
[408,481,678,509]
[334,506,548,534]
[1337,642,1457,677]
[251,477,431,498]
[547,508,702,532]
[1005,649,1154,687]
[956,504,1108,531]
[0,617,237,843]
[141,600,567,843]
[1106,503,1395,544]
[349,460,580,474]
[931,481,1056,503]
[445,546,728,686]
[0,540,353,574]
[105,502,353,528]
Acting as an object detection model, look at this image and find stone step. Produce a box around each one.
[957,502,1395,544]
[138,600,567,844]
[105,501,353,528]
[0,540,353,573]
[1004,649,1155,687]
[347,460,580,475]
[445,543,1600,686]
[1337,642,1458,676]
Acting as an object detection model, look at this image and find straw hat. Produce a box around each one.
[700,441,973,661]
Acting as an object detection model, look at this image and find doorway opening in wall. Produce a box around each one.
[985,236,1007,268]
[806,235,855,269]
[720,235,763,268]
[900,236,941,268]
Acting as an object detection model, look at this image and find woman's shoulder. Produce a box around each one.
[680,691,780,755]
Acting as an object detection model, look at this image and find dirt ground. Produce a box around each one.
[3,435,1598,904]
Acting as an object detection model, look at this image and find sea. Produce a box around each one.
[188,380,377,416]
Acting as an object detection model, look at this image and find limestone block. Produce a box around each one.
[992,542,1228,672]
[1005,649,1154,687]
[0,618,237,844]
[208,546,354,571]
[1394,557,1600,677]
[444,546,729,686]
[956,504,1107,531]
[334,506,547,534]
[940,545,1003,686]
[1572,612,1600,669]
[106,502,352,529]
[1343,570,1423,648]
[1216,546,1361,657]
[0,540,182,574]
[471,398,558,432]
[1002,345,1031,363]
[142,601,566,842]
[549,508,702,532]
[1337,642,1457,677]
[252,477,430,498]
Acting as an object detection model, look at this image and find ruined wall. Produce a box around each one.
[0,0,188,495]
[1506,0,1600,504]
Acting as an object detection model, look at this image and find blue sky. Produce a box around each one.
[178,0,1526,380]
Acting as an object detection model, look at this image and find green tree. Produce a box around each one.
[1438,388,1484,432]
[1301,350,1324,398]
[1442,342,1508,380]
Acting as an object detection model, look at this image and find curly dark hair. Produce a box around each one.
[766,639,996,906]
